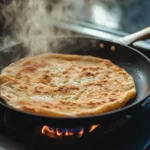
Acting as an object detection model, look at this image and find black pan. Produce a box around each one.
[0,27,150,128]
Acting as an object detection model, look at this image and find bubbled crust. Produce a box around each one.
[0,53,136,117]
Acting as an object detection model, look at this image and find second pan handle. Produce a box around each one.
[116,27,150,46]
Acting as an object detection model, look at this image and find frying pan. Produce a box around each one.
[0,27,150,128]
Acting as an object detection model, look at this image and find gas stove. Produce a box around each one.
[0,28,150,150]
[0,27,150,150]
[0,99,150,149]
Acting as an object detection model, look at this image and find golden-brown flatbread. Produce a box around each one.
[0,53,136,117]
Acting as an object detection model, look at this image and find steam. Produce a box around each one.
[0,0,79,55]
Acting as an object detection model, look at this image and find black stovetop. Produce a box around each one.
[0,97,150,149]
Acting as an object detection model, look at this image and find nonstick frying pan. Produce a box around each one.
[0,27,150,128]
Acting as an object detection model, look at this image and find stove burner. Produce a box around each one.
[41,124,100,139]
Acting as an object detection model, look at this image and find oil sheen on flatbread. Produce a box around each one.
[0,53,136,117]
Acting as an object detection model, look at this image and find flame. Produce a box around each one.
[78,129,84,138]
[89,124,100,132]
[65,130,74,136]
[56,128,62,136]
[41,126,84,139]
[41,126,56,138]
[41,124,100,139]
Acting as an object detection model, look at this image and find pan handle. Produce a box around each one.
[115,27,150,46]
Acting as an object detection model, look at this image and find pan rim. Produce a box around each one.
[0,36,150,120]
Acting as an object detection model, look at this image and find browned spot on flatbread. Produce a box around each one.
[38,73,52,84]
[54,85,79,93]
[22,60,48,72]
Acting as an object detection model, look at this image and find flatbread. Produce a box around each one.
[0,53,136,117]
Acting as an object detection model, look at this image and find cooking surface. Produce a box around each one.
[0,99,150,149]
